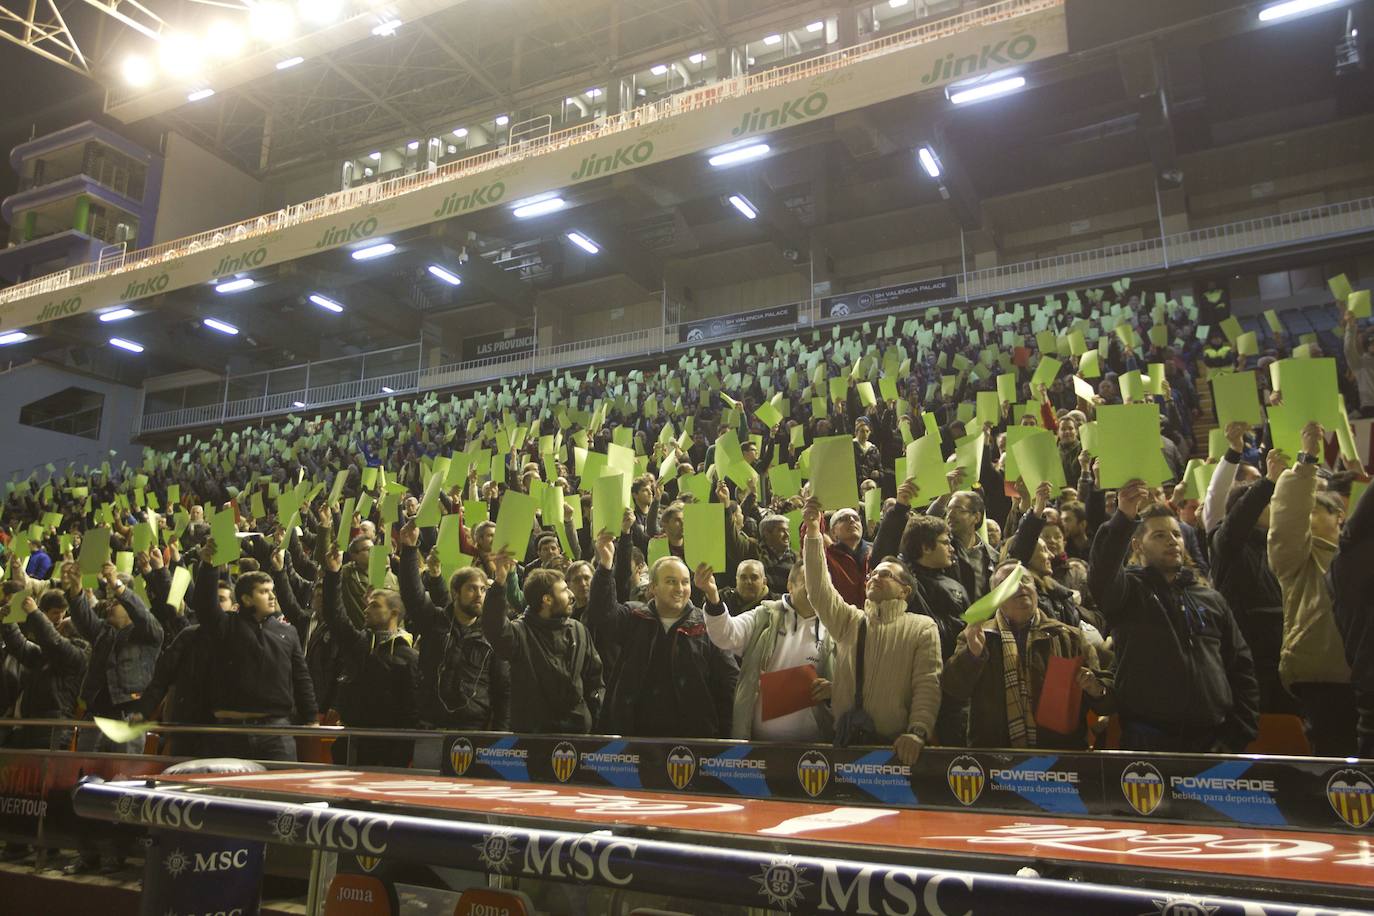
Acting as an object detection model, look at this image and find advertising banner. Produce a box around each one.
[460,327,535,362]
[678,303,798,343]
[141,829,265,916]
[820,276,958,319]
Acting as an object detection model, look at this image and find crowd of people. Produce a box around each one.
[1,277,1371,871]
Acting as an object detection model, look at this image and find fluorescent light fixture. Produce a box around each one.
[292,400,306,408]
[728,194,758,220]
[917,146,942,178]
[98,307,136,322]
[947,74,1026,105]
[187,88,216,102]
[109,337,144,353]
[650,64,669,75]
[806,20,824,32]
[452,127,468,138]
[1258,0,1342,21]
[446,144,457,154]
[250,1,296,41]
[889,0,909,7]
[205,20,245,59]
[381,386,395,393]
[426,264,462,285]
[159,32,203,76]
[512,196,565,218]
[215,277,255,293]
[0,331,28,345]
[494,114,509,126]
[363,167,373,177]
[369,151,381,160]
[407,140,419,150]
[309,294,343,312]
[350,242,396,260]
[298,0,343,25]
[586,87,602,97]
[565,231,600,254]
[203,317,239,335]
[371,18,401,36]
[121,54,154,87]
[565,96,577,105]
[708,142,770,167]
[762,33,782,45]
[688,52,706,64]
[276,56,305,69]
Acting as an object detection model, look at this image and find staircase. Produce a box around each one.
[1191,370,1218,460]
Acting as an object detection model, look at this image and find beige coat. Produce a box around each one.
[803,534,942,740]
[1267,463,1351,687]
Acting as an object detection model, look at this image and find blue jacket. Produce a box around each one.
[69,587,163,707]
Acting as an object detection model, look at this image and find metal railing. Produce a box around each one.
[0,0,1059,308]
[133,192,1374,436]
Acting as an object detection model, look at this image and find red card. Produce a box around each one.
[1034,654,1083,735]
[760,664,819,721]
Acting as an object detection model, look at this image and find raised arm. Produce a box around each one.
[1268,460,1317,586]
[319,547,368,655]
[1087,480,1150,625]
[480,550,518,656]
[801,499,863,644]
[872,487,913,564]
[395,524,442,634]
[588,532,631,648]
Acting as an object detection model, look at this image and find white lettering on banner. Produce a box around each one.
[816,865,974,916]
[930,824,1336,862]
[269,806,391,854]
[1169,776,1277,793]
[520,835,636,886]
[134,795,209,831]
[0,796,46,816]
[0,5,1068,332]
[223,774,745,817]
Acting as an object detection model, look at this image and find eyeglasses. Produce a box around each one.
[866,568,900,583]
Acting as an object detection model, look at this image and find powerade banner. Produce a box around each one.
[439,733,1374,834]
[678,303,797,343]
[141,829,264,916]
[0,5,1070,333]
[821,276,958,318]
[460,327,535,362]
[71,780,1368,916]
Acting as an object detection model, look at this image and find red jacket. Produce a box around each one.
[825,539,871,608]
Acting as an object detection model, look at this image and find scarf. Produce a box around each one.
[996,610,1038,748]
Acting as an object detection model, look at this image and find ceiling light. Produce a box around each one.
[363,167,373,176]
[298,0,343,25]
[203,317,239,335]
[688,52,706,64]
[762,34,782,46]
[947,74,1026,105]
[368,151,381,160]
[512,196,565,218]
[806,21,824,32]
[1258,0,1343,21]
[407,140,420,151]
[889,0,910,7]
[109,337,144,353]
[381,386,394,394]
[565,96,578,105]
[728,194,758,220]
[426,264,461,285]
[214,277,255,293]
[309,294,343,312]
[350,241,396,260]
[453,127,468,138]
[371,18,401,36]
[292,400,306,408]
[495,114,509,126]
[158,33,203,76]
[586,87,602,98]
[708,143,770,167]
[205,20,245,58]
[650,64,668,75]
[120,54,154,87]
[98,307,135,322]
[187,88,215,102]
[276,56,305,69]
[249,2,296,41]
[917,146,942,178]
[446,144,457,154]
[565,231,600,254]
[0,331,29,345]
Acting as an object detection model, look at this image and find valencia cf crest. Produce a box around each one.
[666,745,697,790]
[947,755,985,806]
[449,737,475,776]
[796,750,831,798]
[1326,768,1374,829]
[551,741,578,783]
[354,854,382,873]
[1121,761,1165,816]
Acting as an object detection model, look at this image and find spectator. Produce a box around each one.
[824,507,871,607]
[718,559,773,616]
[1,589,88,750]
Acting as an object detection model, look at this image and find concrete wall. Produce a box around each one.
[151,132,266,244]
[0,361,143,481]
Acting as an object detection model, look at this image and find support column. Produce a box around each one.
[72,195,90,234]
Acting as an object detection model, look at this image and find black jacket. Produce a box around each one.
[587,567,738,739]
[911,565,969,662]
[1210,476,1283,616]
[1,612,89,719]
[321,569,421,730]
[1089,510,1260,750]
[481,582,603,734]
[397,545,509,730]
[1006,510,1081,627]
[1332,478,1374,694]
[69,586,162,707]
[873,501,994,602]
[194,564,318,723]
[137,624,216,724]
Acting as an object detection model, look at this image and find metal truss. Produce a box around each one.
[0,0,172,74]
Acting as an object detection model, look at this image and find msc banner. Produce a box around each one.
[678,303,798,343]
[460,327,535,362]
[141,829,265,916]
[820,276,958,319]
[439,733,1374,835]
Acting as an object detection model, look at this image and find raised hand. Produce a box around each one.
[397,521,420,548]
[895,478,918,507]
[802,497,824,537]
[323,545,343,574]
[693,562,719,605]
[1300,421,1323,458]
[1116,479,1150,520]
[489,549,516,585]
[594,531,616,570]
[1266,448,1290,482]
[1224,420,1248,453]
[965,621,987,657]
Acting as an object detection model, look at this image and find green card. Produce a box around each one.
[78,526,112,575]
[768,465,803,499]
[492,491,538,559]
[975,391,1000,427]
[463,499,488,527]
[755,399,783,429]
[1269,357,1340,427]
[679,473,711,504]
[131,521,154,554]
[328,468,349,506]
[1185,461,1218,503]
[115,551,134,576]
[682,502,726,572]
[996,373,1017,404]
[857,381,877,408]
[1211,371,1262,427]
[166,484,180,505]
[1148,324,1168,348]
[879,376,899,401]
[368,544,392,589]
[415,472,444,528]
[1328,273,1354,301]
[950,432,985,487]
[1235,331,1257,357]
[808,436,858,510]
[337,497,356,550]
[863,487,881,526]
[647,536,671,566]
[1096,404,1173,487]
[1265,404,1305,459]
[905,437,949,508]
[1079,350,1101,379]
[1208,428,1229,461]
[211,509,240,566]
[1120,372,1146,402]
[93,716,157,745]
[591,474,626,539]
[1009,429,1067,492]
[790,424,806,450]
[436,515,470,581]
[1220,316,1243,343]
[1349,289,1371,318]
[166,566,193,611]
[962,563,1027,625]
